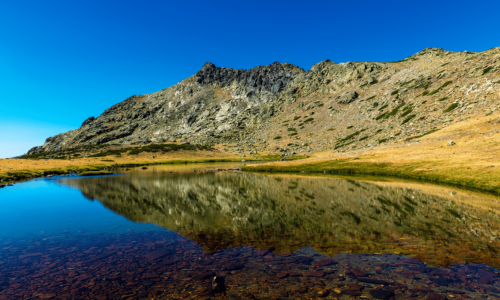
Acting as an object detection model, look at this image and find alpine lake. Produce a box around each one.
[1,162,500,299]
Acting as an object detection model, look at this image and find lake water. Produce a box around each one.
[1,162,500,299]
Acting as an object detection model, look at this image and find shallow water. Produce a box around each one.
[1,163,500,299]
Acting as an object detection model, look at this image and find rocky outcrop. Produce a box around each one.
[81,116,95,127]
[28,46,500,155]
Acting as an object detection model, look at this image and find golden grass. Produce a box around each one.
[0,149,244,183]
[243,112,500,194]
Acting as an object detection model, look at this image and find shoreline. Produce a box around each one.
[3,155,500,198]
[242,159,500,196]
[0,158,244,185]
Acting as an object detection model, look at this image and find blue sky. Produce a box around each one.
[1,0,498,158]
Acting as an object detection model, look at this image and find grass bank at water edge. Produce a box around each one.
[242,159,500,196]
[0,158,240,184]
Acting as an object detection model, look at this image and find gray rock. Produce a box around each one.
[81,116,95,127]
[339,91,359,104]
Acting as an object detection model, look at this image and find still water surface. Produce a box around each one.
[1,163,500,299]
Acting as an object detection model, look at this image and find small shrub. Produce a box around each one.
[274,136,282,140]
[375,129,383,134]
[400,79,415,86]
[347,125,354,129]
[443,103,459,113]
[327,128,334,131]
[287,128,297,132]
[441,62,450,67]
[293,116,301,121]
[401,114,416,125]
[289,132,298,136]
[372,102,379,107]
[304,118,314,123]
[438,97,449,102]
[378,138,388,143]
[366,95,376,101]
[359,136,369,141]
[427,81,453,96]
[400,106,413,118]
[405,128,440,141]
[379,104,389,111]
[391,90,399,95]
[483,66,494,75]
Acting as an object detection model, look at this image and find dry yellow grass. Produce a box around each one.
[0,148,247,184]
[244,112,500,194]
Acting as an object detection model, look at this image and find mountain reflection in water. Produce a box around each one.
[62,166,500,269]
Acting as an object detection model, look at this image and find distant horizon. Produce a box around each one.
[1,0,499,158]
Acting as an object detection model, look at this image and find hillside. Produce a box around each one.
[27,47,500,157]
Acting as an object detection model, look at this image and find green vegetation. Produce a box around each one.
[378,104,389,111]
[127,143,213,155]
[359,136,369,141]
[337,129,366,144]
[376,104,404,120]
[441,62,450,67]
[79,171,115,176]
[374,129,383,134]
[446,208,462,219]
[346,125,354,129]
[340,211,361,224]
[438,97,449,102]
[366,96,376,101]
[483,66,494,75]
[293,116,301,121]
[1,158,243,184]
[391,90,399,95]
[400,106,414,118]
[400,79,415,86]
[372,102,379,107]
[378,138,388,144]
[334,140,355,149]
[427,81,453,96]
[443,103,459,113]
[241,157,500,196]
[401,114,416,125]
[287,128,297,132]
[289,132,298,136]
[20,143,215,159]
[327,128,335,131]
[274,136,282,140]
[304,118,314,123]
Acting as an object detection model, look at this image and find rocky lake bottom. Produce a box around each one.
[1,163,500,299]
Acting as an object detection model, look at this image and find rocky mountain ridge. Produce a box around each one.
[28,47,500,156]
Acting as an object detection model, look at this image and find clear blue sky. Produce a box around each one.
[1,0,498,158]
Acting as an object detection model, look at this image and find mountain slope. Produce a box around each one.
[28,47,500,156]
